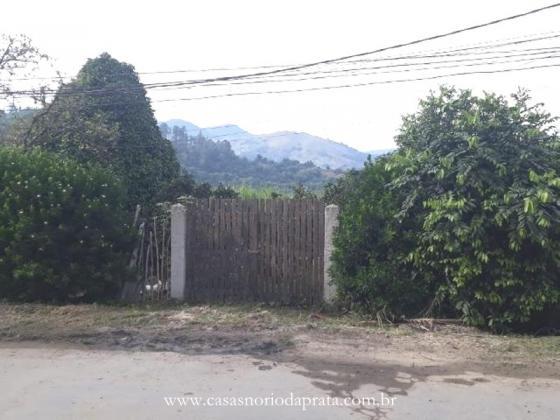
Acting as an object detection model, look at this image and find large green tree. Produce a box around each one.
[28,53,179,206]
[332,87,560,330]
[395,88,560,330]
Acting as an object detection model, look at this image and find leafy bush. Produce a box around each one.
[332,88,560,331]
[235,185,282,199]
[330,157,439,318]
[0,147,133,301]
[155,174,240,203]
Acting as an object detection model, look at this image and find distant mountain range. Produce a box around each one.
[161,119,392,170]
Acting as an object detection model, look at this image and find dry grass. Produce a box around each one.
[0,302,558,370]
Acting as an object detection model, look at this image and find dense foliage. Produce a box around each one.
[166,125,340,191]
[332,88,560,330]
[155,173,239,202]
[0,147,133,301]
[28,53,179,207]
[0,108,35,146]
[330,157,437,318]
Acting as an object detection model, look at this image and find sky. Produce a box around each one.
[3,0,560,151]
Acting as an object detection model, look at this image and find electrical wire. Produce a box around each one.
[155,62,560,102]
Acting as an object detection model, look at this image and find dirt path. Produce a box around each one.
[1,343,559,420]
[1,303,559,419]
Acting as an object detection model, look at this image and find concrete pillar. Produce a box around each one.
[170,204,187,300]
[323,204,339,303]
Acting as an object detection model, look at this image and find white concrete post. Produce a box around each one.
[170,204,187,300]
[323,204,339,303]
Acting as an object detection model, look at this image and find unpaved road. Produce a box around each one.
[1,304,559,419]
[1,343,559,420]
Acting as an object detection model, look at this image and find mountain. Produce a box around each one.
[259,131,368,170]
[198,125,267,159]
[161,119,372,169]
[167,127,342,190]
[162,119,200,134]
[365,148,395,158]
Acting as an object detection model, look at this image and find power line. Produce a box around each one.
[143,33,560,88]
[147,29,560,73]
[347,32,560,65]
[150,2,560,86]
[9,46,560,98]
[155,62,560,102]
[7,32,560,98]
[5,3,560,88]
[5,4,560,107]
[8,57,560,106]
[151,50,560,92]
[5,29,560,85]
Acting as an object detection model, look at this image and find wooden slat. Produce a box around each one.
[294,200,300,303]
[318,200,325,299]
[288,200,295,303]
[204,199,212,301]
[310,200,318,303]
[303,200,313,303]
[292,200,298,303]
[242,198,250,300]
[231,199,240,300]
[312,200,321,302]
[248,199,257,299]
[280,199,288,302]
[256,199,263,298]
[270,199,278,302]
[262,199,268,299]
[238,199,245,300]
[184,198,326,304]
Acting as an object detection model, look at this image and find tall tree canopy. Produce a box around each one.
[332,87,560,331]
[29,53,179,206]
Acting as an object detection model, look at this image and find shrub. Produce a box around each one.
[394,88,560,330]
[330,157,439,319]
[331,88,560,331]
[0,147,133,301]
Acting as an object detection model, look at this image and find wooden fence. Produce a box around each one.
[174,198,327,304]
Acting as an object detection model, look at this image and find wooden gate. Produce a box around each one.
[181,198,325,304]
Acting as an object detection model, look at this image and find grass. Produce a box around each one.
[234,185,284,199]
[0,301,402,338]
[494,335,560,358]
[1,302,558,366]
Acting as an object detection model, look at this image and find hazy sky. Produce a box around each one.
[4,0,560,150]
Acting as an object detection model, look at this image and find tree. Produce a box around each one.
[393,87,560,330]
[0,34,49,102]
[0,107,36,145]
[332,87,560,330]
[28,53,179,207]
[292,183,317,199]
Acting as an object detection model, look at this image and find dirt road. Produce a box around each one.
[1,344,559,420]
[1,304,559,419]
